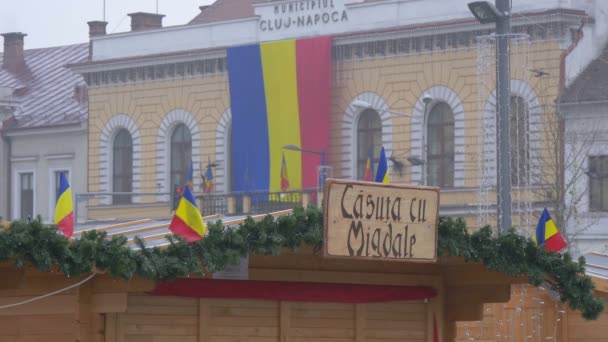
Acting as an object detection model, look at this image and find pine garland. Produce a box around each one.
[0,207,603,319]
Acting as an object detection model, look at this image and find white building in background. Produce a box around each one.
[0,32,89,222]
[561,43,608,255]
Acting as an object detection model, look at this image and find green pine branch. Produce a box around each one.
[0,208,603,320]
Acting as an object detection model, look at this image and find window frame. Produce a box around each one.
[426,102,455,188]
[48,167,72,220]
[589,155,608,212]
[170,123,193,191]
[18,171,35,220]
[112,128,134,204]
[510,95,530,187]
[356,109,383,181]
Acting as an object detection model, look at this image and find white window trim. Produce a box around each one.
[156,109,201,201]
[215,108,232,194]
[410,86,466,187]
[11,168,36,221]
[584,151,608,213]
[343,92,393,180]
[48,166,72,222]
[482,79,541,185]
[99,114,142,205]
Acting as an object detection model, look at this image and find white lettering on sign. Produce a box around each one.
[258,0,349,32]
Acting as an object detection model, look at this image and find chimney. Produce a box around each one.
[1,32,26,73]
[87,21,108,38]
[199,5,210,13]
[128,12,165,31]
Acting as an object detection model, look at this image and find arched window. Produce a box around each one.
[510,96,529,186]
[112,129,133,204]
[170,124,192,190]
[427,102,455,187]
[356,109,382,180]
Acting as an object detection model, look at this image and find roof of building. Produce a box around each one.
[561,44,608,104]
[189,0,382,25]
[584,252,608,279]
[0,43,89,130]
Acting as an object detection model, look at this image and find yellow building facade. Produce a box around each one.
[75,3,585,232]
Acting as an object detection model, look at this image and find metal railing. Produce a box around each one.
[75,189,323,223]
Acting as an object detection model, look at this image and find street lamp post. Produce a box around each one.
[282,144,328,191]
[468,0,512,234]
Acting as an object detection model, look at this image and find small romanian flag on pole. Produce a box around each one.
[186,160,194,190]
[54,173,74,238]
[169,186,206,243]
[375,146,389,184]
[364,148,373,182]
[281,153,290,192]
[204,158,214,193]
[532,208,567,252]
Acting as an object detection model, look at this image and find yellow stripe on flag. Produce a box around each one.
[260,40,302,193]
[544,219,559,240]
[175,198,206,237]
[54,188,73,223]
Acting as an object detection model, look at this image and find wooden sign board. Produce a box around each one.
[323,179,439,263]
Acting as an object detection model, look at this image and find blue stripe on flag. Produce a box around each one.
[227,44,270,192]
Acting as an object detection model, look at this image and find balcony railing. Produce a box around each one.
[75,189,323,223]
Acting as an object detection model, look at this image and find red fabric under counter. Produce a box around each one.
[150,278,437,303]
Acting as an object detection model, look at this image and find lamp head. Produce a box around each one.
[467,1,502,24]
[407,156,424,166]
[422,93,433,105]
[282,144,302,152]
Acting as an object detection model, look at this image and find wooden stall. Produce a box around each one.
[454,260,608,342]
[0,181,600,341]
[0,248,526,342]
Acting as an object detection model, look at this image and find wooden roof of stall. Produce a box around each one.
[72,209,293,249]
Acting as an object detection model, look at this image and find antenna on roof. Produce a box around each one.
[156,0,159,14]
[103,0,106,21]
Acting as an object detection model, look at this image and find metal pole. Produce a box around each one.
[495,0,512,234]
[421,102,430,185]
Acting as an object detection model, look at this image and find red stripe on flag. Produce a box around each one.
[56,211,74,238]
[169,215,203,243]
[544,233,567,252]
[296,37,331,189]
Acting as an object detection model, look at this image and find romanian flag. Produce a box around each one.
[364,148,374,181]
[532,208,567,252]
[281,153,290,192]
[169,186,206,243]
[375,147,389,184]
[186,160,194,190]
[204,159,213,193]
[227,37,331,193]
[54,173,74,238]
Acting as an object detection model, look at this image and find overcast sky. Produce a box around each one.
[0,0,215,52]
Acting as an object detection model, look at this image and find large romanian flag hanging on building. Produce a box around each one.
[227,36,331,193]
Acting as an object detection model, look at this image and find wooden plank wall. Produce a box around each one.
[565,293,608,342]
[109,293,429,342]
[454,284,567,341]
[0,272,103,342]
